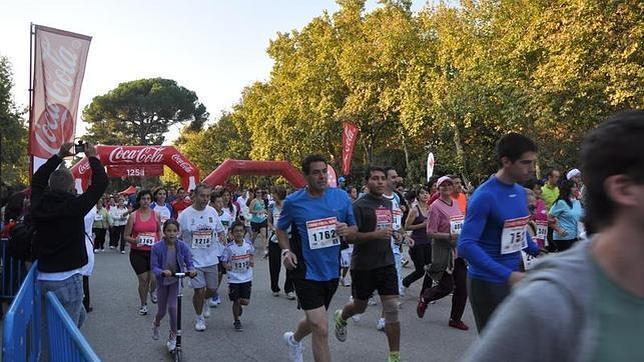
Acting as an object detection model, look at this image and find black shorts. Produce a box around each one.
[129,249,151,275]
[293,278,339,311]
[351,265,399,301]
[251,220,268,233]
[229,281,252,301]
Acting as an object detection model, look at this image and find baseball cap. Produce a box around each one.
[437,176,454,187]
[566,168,581,180]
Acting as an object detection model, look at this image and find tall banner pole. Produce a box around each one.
[28,23,35,178]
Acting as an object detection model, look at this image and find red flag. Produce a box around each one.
[29,25,91,171]
[341,122,359,175]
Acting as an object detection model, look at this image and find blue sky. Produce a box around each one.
[1,0,435,142]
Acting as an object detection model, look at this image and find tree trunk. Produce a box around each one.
[451,120,470,184]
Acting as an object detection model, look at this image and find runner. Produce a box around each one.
[222,221,255,331]
[451,175,468,214]
[383,167,404,297]
[211,191,233,307]
[151,219,196,352]
[109,196,128,253]
[540,169,560,209]
[248,189,269,256]
[334,166,402,362]
[457,133,541,332]
[463,110,644,362]
[123,190,162,315]
[177,183,226,331]
[171,187,191,218]
[222,188,239,221]
[549,179,584,252]
[92,199,110,252]
[151,187,174,224]
[402,186,431,291]
[278,154,357,362]
[416,176,469,331]
[268,185,295,299]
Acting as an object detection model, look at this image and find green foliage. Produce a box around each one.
[0,56,29,186]
[83,78,208,145]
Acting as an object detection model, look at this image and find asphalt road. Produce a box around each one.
[82,245,477,362]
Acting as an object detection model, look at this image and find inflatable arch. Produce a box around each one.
[202,160,306,188]
[70,145,199,192]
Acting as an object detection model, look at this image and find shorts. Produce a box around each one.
[129,249,151,275]
[189,265,219,289]
[229,281,252,301]
[251,220,268,233]
[293,278,339,311]
[340,248,352,268]
[351,265,399,301]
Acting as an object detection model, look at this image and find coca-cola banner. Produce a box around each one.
[70,145,200,192]
[30,25,91,170]
[341,122,360,175]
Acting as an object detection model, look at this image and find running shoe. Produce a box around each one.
[400,286,406,297]
[138,304,148,316]
[368,297,377,306]
[448,319,469,331]
[272,291,281,297]
[120,250,126,254]
[152,324,160,340]
[401,258,409,267]
[341,277,351,287]
[195,316,206,331]
[93,249,99,253]
[416,298,428,318]
[283,331,304,362]
[203,300,211,318]
[286,292,296,300]
[234,320,243,332]
[209,296,221,307]
[334,310,347,342]
[166,336,176,352]
[351,314,361,322]
[388,351,401,362]
[109,246,115,249]
[376,317,385,331]
[150,290,158,304]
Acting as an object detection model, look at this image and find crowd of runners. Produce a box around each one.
[2,109,644,361]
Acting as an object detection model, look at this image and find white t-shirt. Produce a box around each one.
[222,240,254,283]
[177,205,225,268]
[109,206,128,227]
[81,206,97,276]
[384,192,403,255]
[217,208,234,231]
[151,202,173,223]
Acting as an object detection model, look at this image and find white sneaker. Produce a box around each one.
[166,336,176,352]
[203,301,211,318]
[351,314,361,323]
[195,316,206,331]
[286,292,296,300]
[334,310,347,342]
[283,331,304,362]
[376,317,385,331]
[138,305,148,316]
[400,286,406,297]
[368,297,377,306]
[341,277,351,287]
[209,296,221,307]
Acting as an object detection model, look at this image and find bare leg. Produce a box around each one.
[137,273,150,305]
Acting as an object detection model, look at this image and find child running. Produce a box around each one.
[221,221,255,331]
[151,220,196,352]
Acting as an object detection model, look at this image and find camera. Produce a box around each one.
[74,140,86,154]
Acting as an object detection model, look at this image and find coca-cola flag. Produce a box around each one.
[29,25,91,171]
[341,122,360,175]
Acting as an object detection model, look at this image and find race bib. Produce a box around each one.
[232,255,251,273]
[306,217,339,250]
[500,216,529,254]
[375,207,393,231]
[392,208,403,231]
[137,232,156,247]
[191,229,213,249]
[535,220,548,245]
[450,215,464,236]
[522,251,537,270]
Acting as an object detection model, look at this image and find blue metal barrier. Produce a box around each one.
[2,260,100,361]
[0,237,28,302]
[2,260,41,362]
[45,292,100,362]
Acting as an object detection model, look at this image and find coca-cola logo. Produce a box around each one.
[77,159,91,175]
[31,33,85,159]
[171,153,194,173]
[32,104,75,158]
[108,146,164,164]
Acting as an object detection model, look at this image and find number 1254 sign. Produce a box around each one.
[106,165,164,178]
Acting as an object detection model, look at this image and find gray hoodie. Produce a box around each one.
[463,239,599,362]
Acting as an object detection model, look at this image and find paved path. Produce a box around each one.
[82,246,477,361]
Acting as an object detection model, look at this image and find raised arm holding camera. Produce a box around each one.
[30,141,108,328]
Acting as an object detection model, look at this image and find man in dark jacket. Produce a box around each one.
[31,142,107,327]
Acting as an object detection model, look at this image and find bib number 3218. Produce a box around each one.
[500,216,530,254]
[306,217,339,250]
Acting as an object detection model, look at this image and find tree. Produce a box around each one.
[83,78,208,145]
[0,56,29,186]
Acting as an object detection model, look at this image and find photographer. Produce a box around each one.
[31,141,107,327]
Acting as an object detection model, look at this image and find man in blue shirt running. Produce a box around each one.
[457,133,541,332]
[277,154,357,362]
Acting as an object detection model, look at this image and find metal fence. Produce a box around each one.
[2,260,100,361]
[0,237,28,303]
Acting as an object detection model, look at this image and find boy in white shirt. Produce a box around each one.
[222,221,254,331]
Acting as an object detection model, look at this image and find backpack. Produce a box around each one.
[8,218,35,261]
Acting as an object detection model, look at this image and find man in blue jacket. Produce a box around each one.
[31,142,107,327]
[457,133,541,332]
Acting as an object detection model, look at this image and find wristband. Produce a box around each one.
[281,249,290,257]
